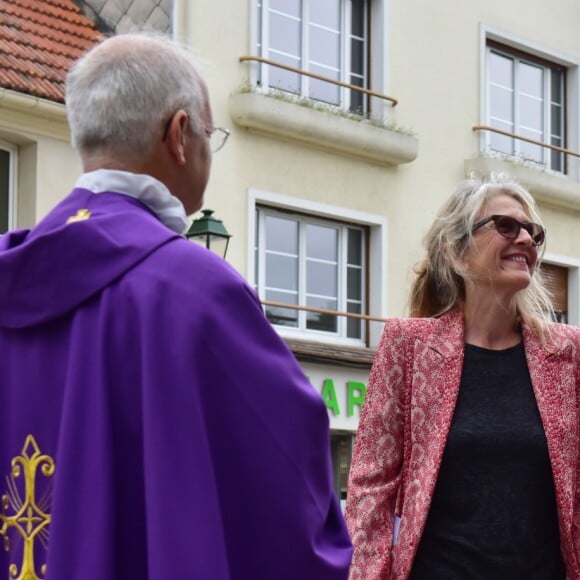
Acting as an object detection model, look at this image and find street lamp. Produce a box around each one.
[185,209,231,258]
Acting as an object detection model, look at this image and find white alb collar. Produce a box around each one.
[75,169,188,234]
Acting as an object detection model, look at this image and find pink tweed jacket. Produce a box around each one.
[345,311,579,579]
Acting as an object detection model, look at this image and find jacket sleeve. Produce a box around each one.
[345,318,407,580]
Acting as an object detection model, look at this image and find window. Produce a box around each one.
[0,143,16,234]
[254,207,366,342]
[331,432,354,509]
[486,42,566,172]
[256,0,369,113]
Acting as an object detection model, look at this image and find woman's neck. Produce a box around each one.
[462,296,522,350]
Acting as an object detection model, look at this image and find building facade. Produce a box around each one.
[2,0,580,503]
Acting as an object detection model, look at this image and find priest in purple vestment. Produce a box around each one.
[0,33,352,579]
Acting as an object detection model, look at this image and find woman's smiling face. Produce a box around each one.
[461,193,539,299]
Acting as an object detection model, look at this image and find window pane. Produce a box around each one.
[269,12,301,57]
[265,289,298,327]
[551,148,563,173]
[306,223,338,261]
[489,52,514,87]
[519,94,543,132]
[306,296,338,332]
[347,267,362,301]
[306,261,337,296]
[270,0,300,18]
[488,117,514,154]
[266,254,298,291]
[265,215,298,254]
[551,103,563,137]
[490,85,513,123]
[347,228,363,265]
[309,71,340,104]
[519,131,543,163]
[267,53,301,93]
[310,0,340,29]
[309,26,340,69]
[257,0,263,55]
[349,75,364,113]
[351,0,366,38]
[551,69,563,104]
[0,149,9,234]
[347,302,362,339]
[351,38,364,76]
[519,62,543,97]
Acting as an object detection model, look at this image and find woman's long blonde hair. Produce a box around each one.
[409,173,554,333]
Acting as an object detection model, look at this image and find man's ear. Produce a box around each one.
[165,110,189,166]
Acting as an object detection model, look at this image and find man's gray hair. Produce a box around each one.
[66,32,205,161]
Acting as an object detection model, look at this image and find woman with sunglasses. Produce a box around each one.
[346,173,579,580]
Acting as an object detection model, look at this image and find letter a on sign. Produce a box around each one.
[321,379,340,415]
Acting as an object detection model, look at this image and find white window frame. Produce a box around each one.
[543,252,580,326]
[479,24,580,181]
[485,45,565,171]
[255,207,366,342]
[248,188,387,347]
[250,0,391,121]
[0,140,18,233]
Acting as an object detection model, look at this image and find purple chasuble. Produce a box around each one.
[0,188,352,579]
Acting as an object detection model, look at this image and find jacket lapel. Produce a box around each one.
[522,324,577,546]
[403,312,465,553]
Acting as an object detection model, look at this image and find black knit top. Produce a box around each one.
[409,342,565,579]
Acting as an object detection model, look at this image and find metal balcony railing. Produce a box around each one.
[261,300,387,324]
[472,124,580,161]
[239,55,398,107]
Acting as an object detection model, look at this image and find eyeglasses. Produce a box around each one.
[207,126,230,153]
[472,214,546,247]
[161,115,230,153]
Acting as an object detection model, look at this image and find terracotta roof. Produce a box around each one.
[0,0,102,103]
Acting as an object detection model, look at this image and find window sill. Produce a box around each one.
[229,91,418,166]
[283,338,375,368]
[465,156,580,211]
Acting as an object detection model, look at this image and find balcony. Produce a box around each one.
[467,125,580,211]
[231,56,418,167]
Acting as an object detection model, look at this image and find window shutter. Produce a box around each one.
[540,263,568,314]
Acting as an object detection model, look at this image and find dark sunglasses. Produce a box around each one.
[472,214,546,247]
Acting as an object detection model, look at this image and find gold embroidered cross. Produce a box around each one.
[66,208,91,223]
[0,435,55,580]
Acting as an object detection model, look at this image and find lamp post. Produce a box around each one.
[185,209,231,258]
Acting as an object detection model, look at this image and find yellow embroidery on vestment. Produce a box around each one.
[0,435,54,580]
[66,208,91,223]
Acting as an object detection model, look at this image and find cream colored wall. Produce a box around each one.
[0,93,82,229]
[180,0,580,323]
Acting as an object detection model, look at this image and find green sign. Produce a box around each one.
[320,380,367,417]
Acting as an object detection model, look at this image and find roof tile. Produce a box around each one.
[0,0,102,102]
